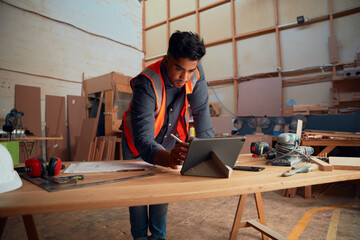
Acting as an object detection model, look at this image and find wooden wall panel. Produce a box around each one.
[145,0,167,26]
[146,25,168,58]
[235,0,275,35]
[209,85,236,116]
[237,33,277,76]
[170,0,195,18]
[283,81,333,107]
[281,21,330,71]
[202,43,234,81]
[278,0,328,25]
[200,3,232,43]
[170,15,197,35]
[334,14,360,63]
[333,0,360,12]
[45,95,67,161]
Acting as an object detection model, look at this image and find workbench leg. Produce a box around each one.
[229,194,247,240]
[254,192,269,240]
[0,217,8,238]
[304,186,312,199]
[22,215,40,240]
[229,193,269,240]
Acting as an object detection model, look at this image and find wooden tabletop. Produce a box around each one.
[1,154,360,218]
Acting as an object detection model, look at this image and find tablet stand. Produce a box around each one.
[182,151,233,178]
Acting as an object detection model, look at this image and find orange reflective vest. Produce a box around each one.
[122,59,200,157]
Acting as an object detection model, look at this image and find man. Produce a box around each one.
[121,30,214,240]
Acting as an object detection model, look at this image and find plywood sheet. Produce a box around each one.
[15,84,42,161]
[237,77,282,117]
[45,95,67,161]
[74,118,96,161]
[211,115,233,136]
[15,85,42,136]
[67,95,86,161]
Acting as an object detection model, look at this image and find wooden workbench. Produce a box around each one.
[1,155,360,240]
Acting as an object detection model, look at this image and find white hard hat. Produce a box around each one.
[0,144,22,194]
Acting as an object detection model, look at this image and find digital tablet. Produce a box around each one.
[180,136,245,176]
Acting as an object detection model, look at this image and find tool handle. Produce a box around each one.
[282,167,312,177]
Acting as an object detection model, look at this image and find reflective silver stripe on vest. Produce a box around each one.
[190,69,199,89]
[141,68,163,116]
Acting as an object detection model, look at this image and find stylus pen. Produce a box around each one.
[170,133,183,143]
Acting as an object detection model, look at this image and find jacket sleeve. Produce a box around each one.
[130,75,165,164]
[187,62,215,138]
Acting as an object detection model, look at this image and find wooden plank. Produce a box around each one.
[329,157,360,170]
[304,130,360,139]
[309,157,333,171]
[67,95,86,161]
[247,220,288,240]
[74,118,96,161]
[104,90,114,136]
[15,85,42,162]
[45,95,67,161]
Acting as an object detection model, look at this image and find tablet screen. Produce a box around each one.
[180,136,245,175]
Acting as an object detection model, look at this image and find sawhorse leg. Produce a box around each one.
[22,215,40,240]
[1,216,39,240]
[0,217,8,238]
[229,193,287,240]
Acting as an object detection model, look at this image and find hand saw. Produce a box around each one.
[20,172,154,192]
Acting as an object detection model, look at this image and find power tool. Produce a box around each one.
[250,142,276,159]
[271,133,314,166]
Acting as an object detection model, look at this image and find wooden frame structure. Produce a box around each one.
[142,0,360,116]
[82,71,132,136]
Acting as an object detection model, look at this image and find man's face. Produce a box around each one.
[165,56,199,88]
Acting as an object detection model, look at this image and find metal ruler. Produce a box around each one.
[20,173,155,192]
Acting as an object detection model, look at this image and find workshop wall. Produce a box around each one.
[0,0,143,122]
[143,0,360,116]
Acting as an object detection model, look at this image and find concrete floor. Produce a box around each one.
[2,182,360,240]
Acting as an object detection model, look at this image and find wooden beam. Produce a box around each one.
[196,0,200,34]
[142,0,146,68]
[199,0,230,13]
[282,74,332,87]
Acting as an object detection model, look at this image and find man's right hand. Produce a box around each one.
[153,142,189,169]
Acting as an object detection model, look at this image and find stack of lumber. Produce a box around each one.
[283,104,328,116]
[303,130,360,140]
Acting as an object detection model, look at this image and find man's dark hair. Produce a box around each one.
[167,31,206,61]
